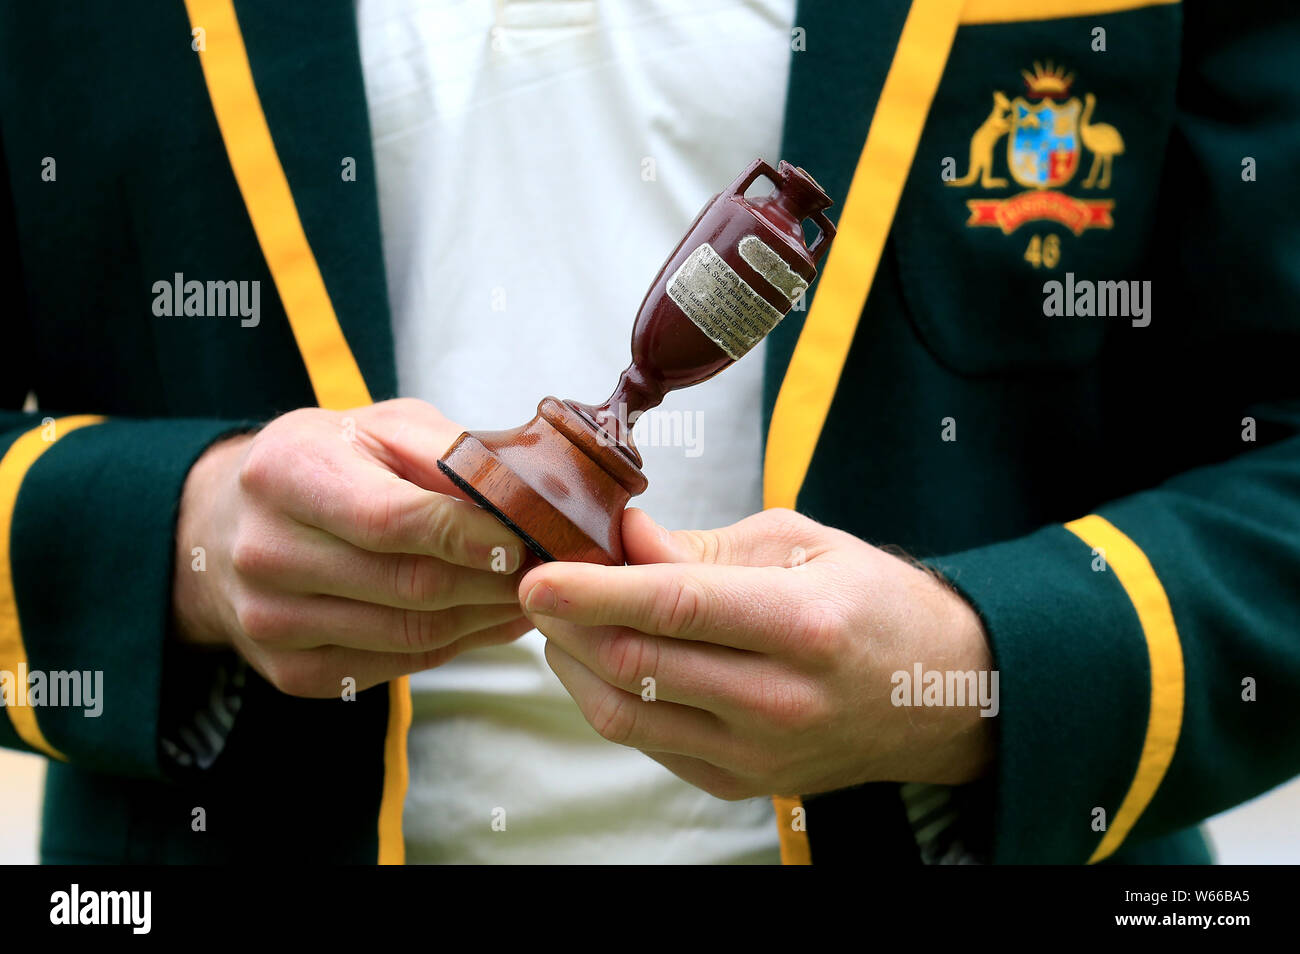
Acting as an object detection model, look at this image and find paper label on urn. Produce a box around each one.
[667,242,785,361]
[738,235,808,304]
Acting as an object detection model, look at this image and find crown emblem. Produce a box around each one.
[1020,60,1075,100]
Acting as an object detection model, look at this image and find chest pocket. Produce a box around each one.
[891,8,1182,375]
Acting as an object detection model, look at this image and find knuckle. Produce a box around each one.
[677,529,721,564]
[764,507,812,546]
[229,530,277,580]
[790,598,845,663]
[423,499,467,561]
[392,553,446,607]
[758,671,822,732]
[234,593,285,644]
[399,608,445,652]
[656,576,708,635]
[236,437,279,495]
[597,631,658,689]
[588,687,639,746]
[351,494,398,551]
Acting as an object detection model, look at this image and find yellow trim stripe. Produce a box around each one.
[763,0,963,514]
[763,0,965,864]
[1064,515,1184,863]
[378,676,412,865]
[961,0,1179,25]
[185,0,407,865]
[0,416,105,759]
[184,0,372,410]
[772,796,812,866]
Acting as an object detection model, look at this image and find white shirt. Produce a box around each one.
[357,0,795,863]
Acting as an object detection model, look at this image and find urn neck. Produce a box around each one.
[583,367,666,468]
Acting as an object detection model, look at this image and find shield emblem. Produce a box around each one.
[1007,97,1081,189]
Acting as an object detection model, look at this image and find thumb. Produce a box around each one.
[621,507,823,568]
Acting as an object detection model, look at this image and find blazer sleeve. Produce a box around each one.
[0,411,251,778]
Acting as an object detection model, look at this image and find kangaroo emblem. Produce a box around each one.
[947,91,1012,189]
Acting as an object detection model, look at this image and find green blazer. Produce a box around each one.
[0,0,1295,864]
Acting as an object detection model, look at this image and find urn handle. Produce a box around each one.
[725,158,783,201]
[807,208,836,264]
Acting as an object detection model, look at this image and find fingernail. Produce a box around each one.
[525,583,557,613]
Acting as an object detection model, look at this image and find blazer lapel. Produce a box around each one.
[191,0,397,405]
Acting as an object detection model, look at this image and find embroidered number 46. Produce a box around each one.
[1023,233,1061,269]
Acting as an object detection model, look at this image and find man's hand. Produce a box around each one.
[520,508,995,800]
[173,398,532,697]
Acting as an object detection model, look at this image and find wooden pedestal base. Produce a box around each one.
[437,397,649,566]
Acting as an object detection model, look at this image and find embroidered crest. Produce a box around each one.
[947,62,1120,236]
[1008,96,1081,189]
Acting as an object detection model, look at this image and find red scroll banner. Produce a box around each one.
[966,191,1114,235]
